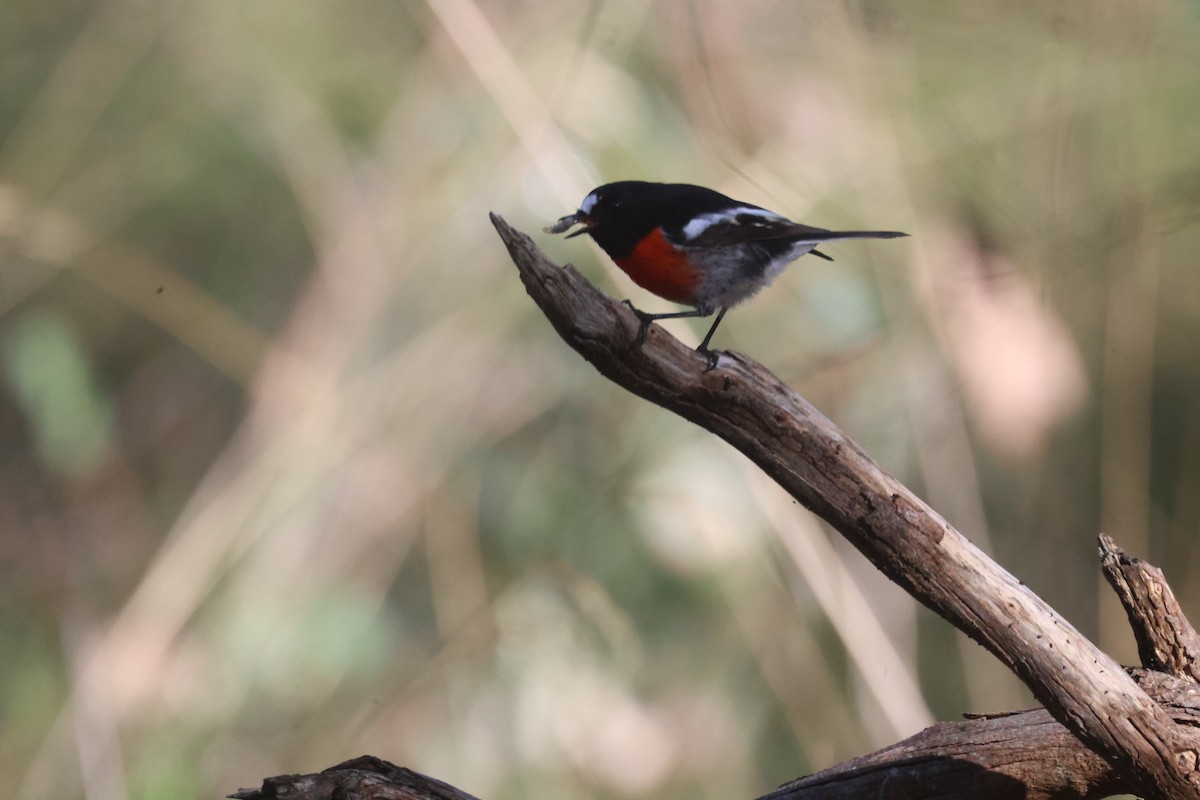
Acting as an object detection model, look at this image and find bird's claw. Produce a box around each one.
[700,347,723,372]
[622,300,653,346]
[620,301,722,368]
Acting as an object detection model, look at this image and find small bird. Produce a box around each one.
[546,181,907,365]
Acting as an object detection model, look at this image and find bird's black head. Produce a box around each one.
[544,181,654,247]
[545,181,726,258]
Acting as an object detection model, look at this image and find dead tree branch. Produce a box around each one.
[487,214,1200,799]
[1101,534,1200,682]
[227,756,481,800]
[228,219,1200,800]
[762,668,1200,800]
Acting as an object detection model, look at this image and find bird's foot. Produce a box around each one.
[622,300,654,346]
[699,347,724,372]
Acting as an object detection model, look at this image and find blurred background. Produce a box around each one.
[2,1,1199,798]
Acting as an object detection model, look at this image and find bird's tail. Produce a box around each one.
[806,230,909,241]
[802,230,907,262]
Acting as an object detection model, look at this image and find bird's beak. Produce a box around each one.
[544,212,597,238]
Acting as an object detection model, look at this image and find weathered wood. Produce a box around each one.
[228,756,480,800]
[489,213,1200,799]
[763,669,1200,800]
[1101,533,1200,682]
[227,667,1200,800]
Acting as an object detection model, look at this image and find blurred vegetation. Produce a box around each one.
[2,1,1199,798]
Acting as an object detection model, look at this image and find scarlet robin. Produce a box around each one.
[546,181,907,366]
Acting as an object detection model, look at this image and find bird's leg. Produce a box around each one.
[621,301,728,370]
[697,307,729,371]
[621,300,710,346]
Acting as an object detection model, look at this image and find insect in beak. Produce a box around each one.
[544,212,597,238]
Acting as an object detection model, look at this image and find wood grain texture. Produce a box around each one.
[228,756,481,800]
[228,670,1200,800]
[763,669,1200,800]
[490,213,1200,799]
[1101,533,1200,682]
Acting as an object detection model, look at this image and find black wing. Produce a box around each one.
[684,213,906,248]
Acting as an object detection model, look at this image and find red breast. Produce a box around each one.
[613,227,703,306]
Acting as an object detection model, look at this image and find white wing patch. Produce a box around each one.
[681,206,785,241]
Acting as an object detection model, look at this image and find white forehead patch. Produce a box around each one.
[580,192,599,214]
[681,206,783,240]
